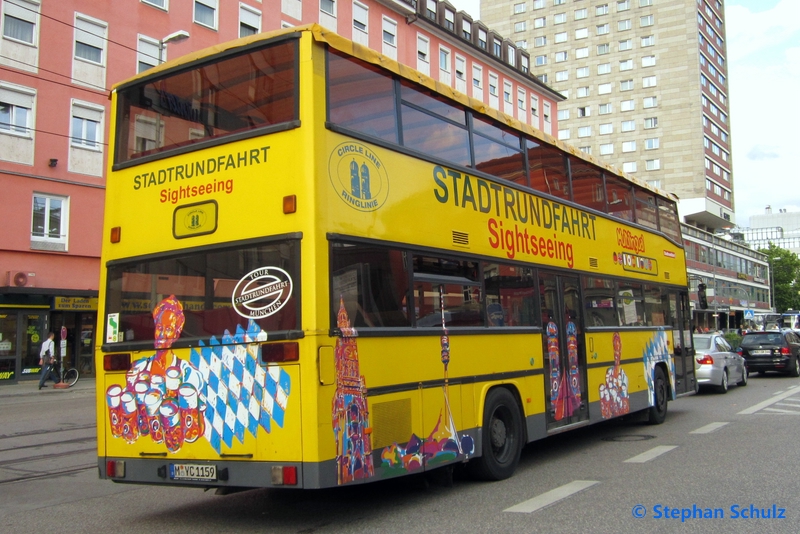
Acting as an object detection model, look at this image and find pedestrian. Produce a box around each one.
[38,332,60,390]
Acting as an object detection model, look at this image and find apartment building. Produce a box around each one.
[481,0,734,233]
[0,0,560,382]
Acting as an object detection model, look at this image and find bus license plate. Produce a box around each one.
[170,463,217,481]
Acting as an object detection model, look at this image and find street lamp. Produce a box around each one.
[158,30,190,64]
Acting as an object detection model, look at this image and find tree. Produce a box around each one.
[758,243,800,312]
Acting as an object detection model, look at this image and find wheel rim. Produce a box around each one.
[489,406,513,463]
[655,376,666,414]
[742,367,747,384]
[722,371,728,391]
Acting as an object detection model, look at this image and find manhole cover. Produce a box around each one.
[601,434,656,442]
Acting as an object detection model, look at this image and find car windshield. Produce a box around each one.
[741,333,783,347]
[692,336,713,350]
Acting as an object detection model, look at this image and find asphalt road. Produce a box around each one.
[2,374,800,533]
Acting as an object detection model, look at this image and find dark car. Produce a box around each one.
[737,329,800,376]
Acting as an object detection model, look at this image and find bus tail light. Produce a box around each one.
[283,195,297,214]
[107,460,125,478]
[696,355,713,365]
[262,343,299,363]
[104,353,131,371]
[271,465,297,486]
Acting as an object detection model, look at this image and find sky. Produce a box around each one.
[447,0,800,228]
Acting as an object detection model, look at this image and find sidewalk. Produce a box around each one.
[0,377,96,398]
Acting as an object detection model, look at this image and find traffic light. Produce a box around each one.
[698,283,708,309]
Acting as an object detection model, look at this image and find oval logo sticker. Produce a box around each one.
[231,267,293,319]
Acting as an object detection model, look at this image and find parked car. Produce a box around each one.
[693,333,748,393]
[737,329,800,377]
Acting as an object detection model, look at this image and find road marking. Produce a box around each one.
[504,480,599,513]
[739,389,800,415]
[624,445,677,463]
[777,398,800,404]
[776,402,800,408]
[690,422,729,434]
[763,407,800,414]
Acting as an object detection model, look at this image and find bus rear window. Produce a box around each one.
[104,240,299,346]
[115,38,298,166]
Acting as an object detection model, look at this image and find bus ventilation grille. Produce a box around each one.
[372,398,412,449]
[589,257,599,269]
[452,231,469,247]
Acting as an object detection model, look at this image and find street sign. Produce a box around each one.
[744,309,754,320]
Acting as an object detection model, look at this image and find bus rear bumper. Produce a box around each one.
[99,457,309,489]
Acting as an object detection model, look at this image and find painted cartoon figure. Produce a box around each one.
[106,295,206,452]
[599,332,630,419]
[547,321,561,408]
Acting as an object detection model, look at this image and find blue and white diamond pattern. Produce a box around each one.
[190,320,291,454]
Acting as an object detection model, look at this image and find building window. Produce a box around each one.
[489,73,498,96]
[598,82,611,94]
[194,0,217,29]
[515,21,526,32]
[640,0,653,5]
[578,126,591,137]
[426,0,436,20]
[577,66,589,78]
[0,84,33,136]
[31,193,68,245]
[575,8,587,20]
[599,103,613,114]
[640,15,654,27]
[417,36,429,62]
[478,29,487,50]
[623,162,637,173]
[74,15,107,64]
[642,55,656,67]
[136,35,160,72]
[575,28,588,39]
[444,9,455,31]
[531,95,539,117]
[646,159,661,170]
[579,146,591,155]
[558,129,570,140]
[382,17,397,47]
[622,120,635,132]
[516,40,528,49]
[617,0,630,11]
[70,101,102,149]
[641,35,654,47]
[353,2,368,33]
[240,5,261,37]
[643,75,656,88]
[643,96,657,108]
[555,69,569,82]
[597,43,610,55]
[619,39,632,51]
[621,99,634,111]
[645,137,659,150]
[504,81,512,103]
[558,109,570,120]
[618,19,631,31]
[518,88,526,110]
[535,16,547,28]
[622,140,636,152]
[577,106,590,117]
[556,51,568,62]
[596,24,609,35]
[644,117,658,129]
[576,47,589,58]
[598,63,611,74]
[600,123,612,134]
[535,36,547,47]
[456,56,466,80]
[600,143,614,155]
[142,0,167,8]
[620,79,633,90]
[555,32,567,43]
[2,0,39,45]
[577,86,590,97]
[554,13,566,24]
[619,59,632,70]
[596,4,609,16]
[473,65,483,88]
[533,0,545,8]
[535,54,547,66]
[514,2,527,14]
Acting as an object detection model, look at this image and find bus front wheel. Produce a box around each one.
[468,388,523,481]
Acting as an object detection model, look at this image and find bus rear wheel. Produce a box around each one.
[468,388,523,481]
[647,366,668,425]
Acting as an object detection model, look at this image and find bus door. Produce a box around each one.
[539,272,589,430]
[672,291,696,395]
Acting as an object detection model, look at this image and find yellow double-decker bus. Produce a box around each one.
[97,24,695,489]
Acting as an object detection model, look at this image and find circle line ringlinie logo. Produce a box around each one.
[328,142,389,212]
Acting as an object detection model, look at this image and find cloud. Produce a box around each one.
[746,145,780,160]
[726,1,800,62]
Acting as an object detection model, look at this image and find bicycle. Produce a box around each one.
[52,355,80,387]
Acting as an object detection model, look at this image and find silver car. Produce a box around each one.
[693,333,748,393]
